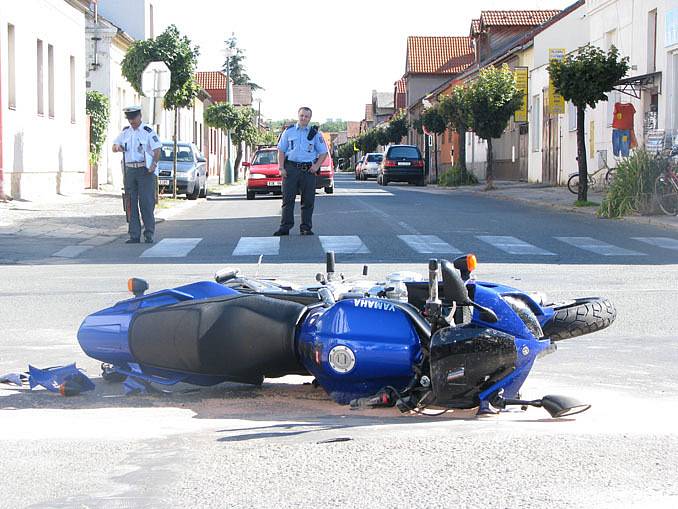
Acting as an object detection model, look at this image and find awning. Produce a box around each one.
[613,71,662,99]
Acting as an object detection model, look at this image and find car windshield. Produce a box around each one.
[388,147,420,159]
[253,151,278,165]
[160,145,194,162]
[366,154,383,163]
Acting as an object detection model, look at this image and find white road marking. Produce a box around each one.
[556,236,645,256]
[477,235,556,255]
[232,237,280,256]
[52,245,94,258]
[632,237,678,251]
[319,236,370,254]
[140,238,202,258]
[398,235,461,254]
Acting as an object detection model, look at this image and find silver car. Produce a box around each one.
[359,152,384,180]
[157,142,208,200]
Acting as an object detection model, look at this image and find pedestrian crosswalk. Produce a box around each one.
[51,234,678,259]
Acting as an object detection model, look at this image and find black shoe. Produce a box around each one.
[300,229,314,236]
[125,238,140,244]
[273,229,289,236]
[144,237,154,244]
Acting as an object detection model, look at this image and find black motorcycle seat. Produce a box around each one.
[128,293,308,378]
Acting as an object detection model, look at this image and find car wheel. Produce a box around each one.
[354,171,359,180]
[417,177,426,187]
[324,185,334,194]
[246,190,255,200]
[382,176,389,186]
[198,177,207,198]
[187,181,199,200]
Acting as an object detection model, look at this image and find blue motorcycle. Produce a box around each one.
[77,253,616,418]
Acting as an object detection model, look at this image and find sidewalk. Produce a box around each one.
[433,180,678,231]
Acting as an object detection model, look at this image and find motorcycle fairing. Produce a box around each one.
[297,298,422,404]
[430,325,516,408]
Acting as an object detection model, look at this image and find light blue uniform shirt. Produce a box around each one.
[277,124,328,163]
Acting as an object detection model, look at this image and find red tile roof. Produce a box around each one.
[480,10,560,27]
[346,121,361,139]
[470,19,481,35]
[395,78,406,94]
[406,36,474,75]
[195,71,229,102]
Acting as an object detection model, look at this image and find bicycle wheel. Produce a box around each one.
[654,175,678,216]
[567,174,579,194]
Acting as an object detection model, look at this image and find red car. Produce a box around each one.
[243,148,282,200]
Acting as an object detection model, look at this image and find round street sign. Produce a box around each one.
[141,61,171,97]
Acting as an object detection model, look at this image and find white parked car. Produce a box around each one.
[358,153,384,180]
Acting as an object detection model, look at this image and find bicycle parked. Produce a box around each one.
[567,152,616,194]
[654,147,678,216]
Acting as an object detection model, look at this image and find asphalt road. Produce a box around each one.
[1,174,678,508]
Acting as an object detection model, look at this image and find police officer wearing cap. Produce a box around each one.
[112,106,162,243]
[274,107,328,236]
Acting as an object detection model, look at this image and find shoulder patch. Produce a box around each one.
[143,125,153,132]
[152,135,159,142]
[123,126,130,130]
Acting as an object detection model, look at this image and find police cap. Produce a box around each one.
[123,105,142,119]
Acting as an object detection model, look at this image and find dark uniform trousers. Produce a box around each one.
[124,166,156,240]
[280,162,316,232]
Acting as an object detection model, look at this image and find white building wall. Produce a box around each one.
[1,0,88,200]
[529,4,589,184]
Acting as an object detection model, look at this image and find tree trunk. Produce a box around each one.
[234,143,243,177]
[434,134,438,183]
[172,108,178,200]
[485,137,494,190]
[576,105,588,202]
[458,127,467,173]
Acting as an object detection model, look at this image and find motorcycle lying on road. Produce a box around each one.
[77,253,616,417]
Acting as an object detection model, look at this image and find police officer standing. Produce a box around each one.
[274,107,328,236]
[112,106,162,244]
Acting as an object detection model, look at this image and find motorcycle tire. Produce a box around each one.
[542,297,616,342]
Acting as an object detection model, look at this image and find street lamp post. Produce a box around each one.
[224,46,235,184]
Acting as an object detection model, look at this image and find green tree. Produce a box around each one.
[438,86,473,173]
[256,129,278,147]
[356,130,379,153]
[86,91,110,166]
[386,113,408,144]
[121,24,200,198]
[467,64,523,189]
[320,119,347,132]
[421,106,446,136]
[223,35,262,91]
[549,44,629,201]
[375,127,391,147]
[205,103,259,172]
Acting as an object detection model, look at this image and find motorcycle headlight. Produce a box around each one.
[249,173,267,179]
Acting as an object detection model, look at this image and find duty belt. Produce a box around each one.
[286,160,313,170]
[125,162,146,168]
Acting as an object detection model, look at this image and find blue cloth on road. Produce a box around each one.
[612,129,630,157]
[277,124,328,163]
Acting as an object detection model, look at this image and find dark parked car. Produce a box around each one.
[378,144,426,186]
[157,142,208,199]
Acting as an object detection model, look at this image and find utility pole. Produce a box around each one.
[224,36,235,184]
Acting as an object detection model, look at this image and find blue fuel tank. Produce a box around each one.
[297,298,422,404]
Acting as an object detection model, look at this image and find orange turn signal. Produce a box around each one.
[127,278,134,292]
[467,254,477,273]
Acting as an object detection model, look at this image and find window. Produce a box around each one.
[531,94,541,151]
[69,56,75,123]
[8,24,16,109]
[568,101,577,132]
[48,44,54,118]
[648,9,657,73]
[37,39,44,115]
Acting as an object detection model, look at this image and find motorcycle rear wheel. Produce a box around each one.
[542,297,616,341]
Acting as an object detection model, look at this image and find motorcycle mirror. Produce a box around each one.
[540,395,591,418]
[326,251,336,281]
[440,259,470,305]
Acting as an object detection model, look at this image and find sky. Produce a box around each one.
[156,0,570,122]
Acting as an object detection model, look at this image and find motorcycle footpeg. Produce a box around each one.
[349,390,394,410]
